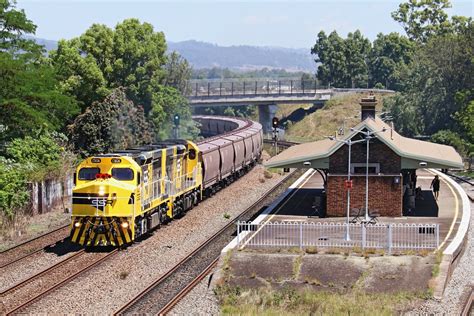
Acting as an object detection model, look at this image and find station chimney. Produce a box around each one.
[360,93,377,121]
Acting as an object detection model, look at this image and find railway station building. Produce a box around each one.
[265,96,463,217]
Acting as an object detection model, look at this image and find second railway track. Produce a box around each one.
[115,168,302,315]
[1,248,118,315]
[0,224,70,269]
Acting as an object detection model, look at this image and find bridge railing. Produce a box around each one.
[187,79,328,98]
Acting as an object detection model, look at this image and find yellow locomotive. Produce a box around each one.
[70,140,202,246]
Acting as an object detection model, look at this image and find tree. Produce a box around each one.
[0,54,80,144]
[68,88,153,156]
[0,0,43,58]
[163,51,192,95]
[149,85,199,140]
[51,19,167,114]
[391,0,452,42]
[311,31,348,87]
[345,30,371,88]
[311,30,370,88]
[368,33,414,89]
[384,21,474,140]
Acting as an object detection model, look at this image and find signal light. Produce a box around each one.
[174,114,180,126]
[272,117,279,129]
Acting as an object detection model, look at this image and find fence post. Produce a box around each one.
[387,224,392,255]
[436,224,439,248]
[299,222,303,250]
[362,224,366,249]
[237,221,240,246]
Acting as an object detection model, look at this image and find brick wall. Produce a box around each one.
[329,138,400,174]
[326,175,403,217]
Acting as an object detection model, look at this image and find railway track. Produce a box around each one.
[0,224,70,269]
[115,168,302,315]
[461,288,473,316]
[1,248,118,315]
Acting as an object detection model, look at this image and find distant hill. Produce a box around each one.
[33,37,315,72]
[168,40,314,71]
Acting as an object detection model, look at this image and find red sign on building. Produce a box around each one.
[345,180,353,190]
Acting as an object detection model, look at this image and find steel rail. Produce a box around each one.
[115,167,300,315]
[5,249,118,315]
[0,224,70,269]
[461,288,473,316]
[158,257,219,315]
[1,249,85,296]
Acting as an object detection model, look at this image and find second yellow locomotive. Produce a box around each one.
[70,140,202,246]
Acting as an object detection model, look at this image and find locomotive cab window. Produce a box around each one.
[112,168,134,181]
[78,167,100,180]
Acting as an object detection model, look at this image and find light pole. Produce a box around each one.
[328,136,365,240]
[350,127,387,221]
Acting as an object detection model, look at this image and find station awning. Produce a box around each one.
[265,117,463,170]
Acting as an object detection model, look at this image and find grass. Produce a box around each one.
[281,92,389,143]
[292,255,303,280]
[218,286,419,316]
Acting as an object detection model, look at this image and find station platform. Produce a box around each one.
[248,169,463,252]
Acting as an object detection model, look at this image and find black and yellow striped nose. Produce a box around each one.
[70,216,133,246]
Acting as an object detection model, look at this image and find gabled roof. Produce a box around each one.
[265,116,463,169]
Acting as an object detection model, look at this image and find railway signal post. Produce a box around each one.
[272,117,279,155]
[173,114,180,139]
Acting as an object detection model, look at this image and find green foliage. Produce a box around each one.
[192,67,308,80]
[0,0,43,58]
[369,32,414,90]
[0,158,29,220]
[384,23,474,143]
[197,105,256,119]
[311,30,348,87]
[5,131,75,181]
[0,51,80,144]
[163,51,192,95]
[51,19,167,113]
[391,0,452,42]
[431,130,467,155]
[7,133,62,168]
[69,88,154,156]
[150,85,199,140]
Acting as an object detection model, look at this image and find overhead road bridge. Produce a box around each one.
[186,78,394,134]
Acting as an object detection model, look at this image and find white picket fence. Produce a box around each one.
[236,221,439,253]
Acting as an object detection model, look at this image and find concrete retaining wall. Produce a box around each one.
[27,175,73,215]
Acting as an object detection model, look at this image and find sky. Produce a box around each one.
[18,0,473,49]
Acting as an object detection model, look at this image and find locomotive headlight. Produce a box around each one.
[121,221,129,229]
[98,186,106,196]
[74,222,81,228]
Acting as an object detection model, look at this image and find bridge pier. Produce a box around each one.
[258,104,278,135]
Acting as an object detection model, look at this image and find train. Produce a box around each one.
[70,116,263,247]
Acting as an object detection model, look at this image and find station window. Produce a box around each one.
[351,163,380,174]
[112,168,134,181]
[78,167,100,180]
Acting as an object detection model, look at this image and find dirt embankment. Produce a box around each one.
[215,250,435,315]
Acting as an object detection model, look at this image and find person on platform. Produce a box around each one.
[430,175,440,200]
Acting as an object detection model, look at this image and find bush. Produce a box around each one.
[5,131,75,181]
[0,159,29,222]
